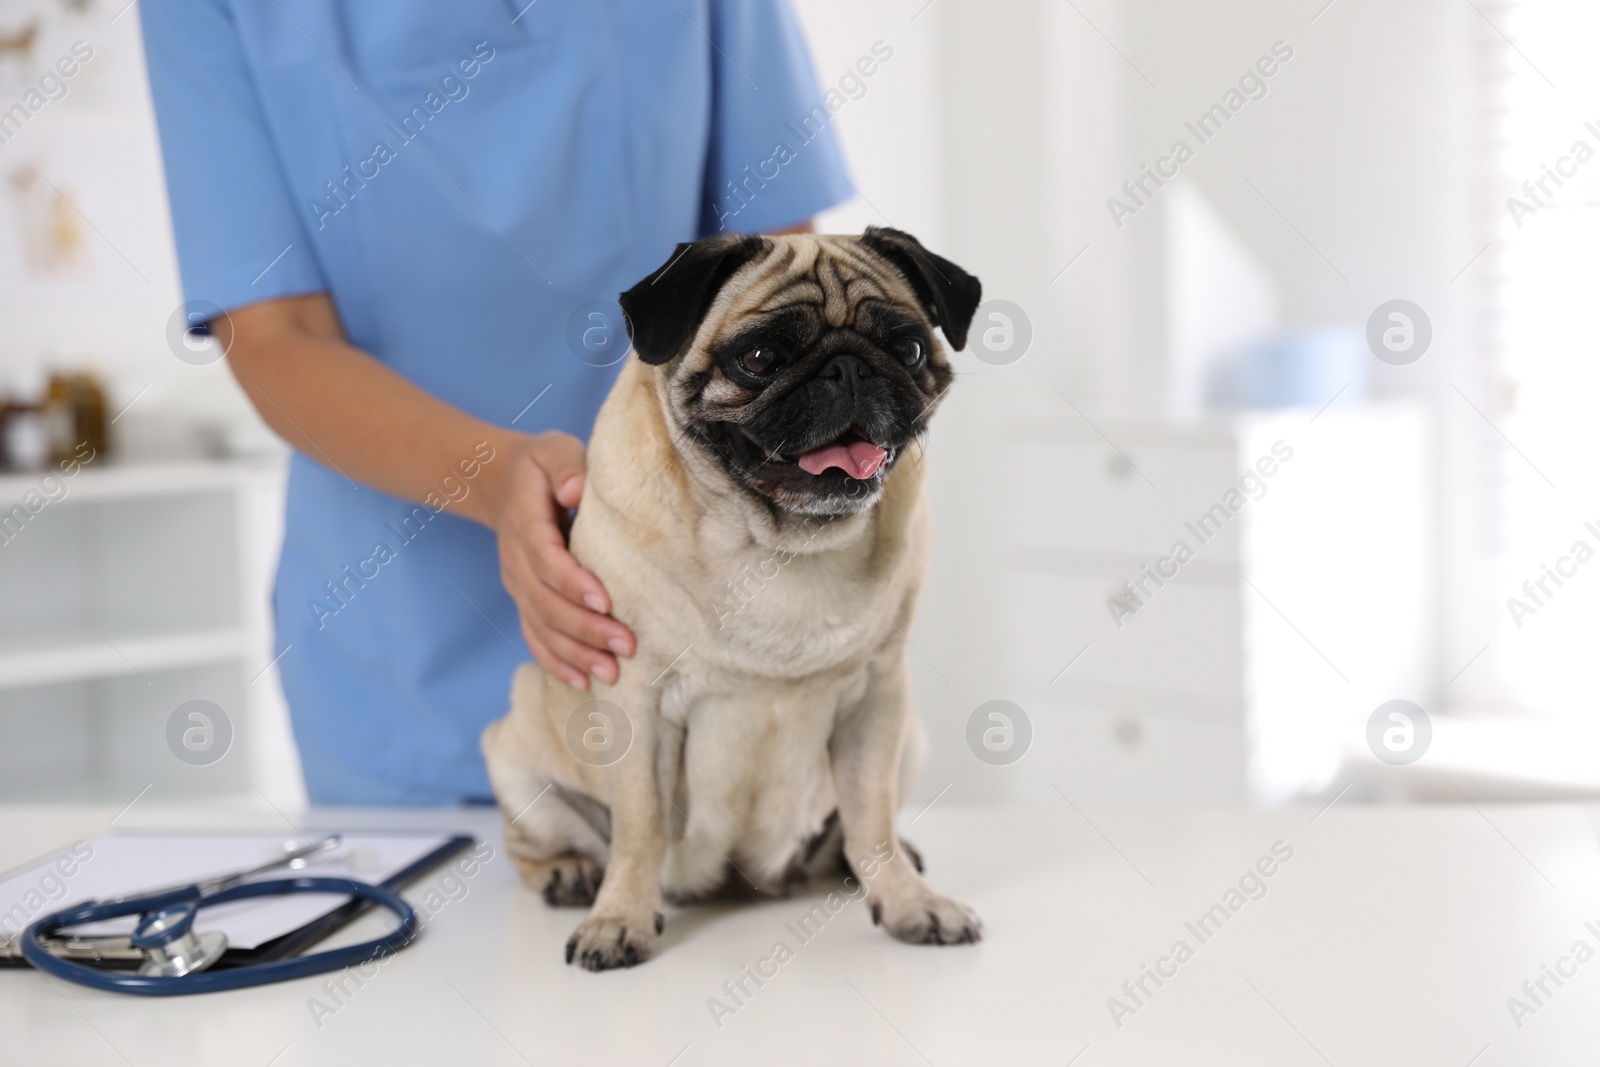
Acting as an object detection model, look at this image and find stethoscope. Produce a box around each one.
[17,835,420,996]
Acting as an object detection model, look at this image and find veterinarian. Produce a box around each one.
[141,1,851,804]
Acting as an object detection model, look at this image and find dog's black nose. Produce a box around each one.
[818,353,873,381]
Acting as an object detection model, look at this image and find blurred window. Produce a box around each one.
[1495,0,1600,713]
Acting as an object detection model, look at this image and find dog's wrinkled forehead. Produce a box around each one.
[617,226,981,372]
[700,237,915,343]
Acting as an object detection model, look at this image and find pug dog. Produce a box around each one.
[481,227,982,970]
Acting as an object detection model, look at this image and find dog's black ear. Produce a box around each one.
[618,234,771,365]
[859,226,983,351]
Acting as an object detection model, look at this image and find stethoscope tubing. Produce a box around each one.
[21,876,419,996]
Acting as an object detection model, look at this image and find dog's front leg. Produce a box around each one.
[832,656,983,946]
[565,684,667,971]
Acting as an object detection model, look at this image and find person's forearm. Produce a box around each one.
[218,227,814,529]
[216,295,525,528]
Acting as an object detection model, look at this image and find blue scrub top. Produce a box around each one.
[141,0,852,804]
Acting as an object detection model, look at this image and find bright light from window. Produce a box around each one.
[1497,1,1600,714]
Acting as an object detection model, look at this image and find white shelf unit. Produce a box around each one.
[997,404,1432,804]
[0,457,291,803]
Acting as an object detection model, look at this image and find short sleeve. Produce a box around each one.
[698,0,854,236]
[140,0,325,314]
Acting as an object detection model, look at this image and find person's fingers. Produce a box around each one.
[512,505,613,618]
[536,621,619,686]
[502,552,590,687]
[495,433,636,683]
[515,609,590,690]
[533,433,587,495]
[534,643,589,690]
[505,554,623,684]
[527,577,634,658]
[554,472,585,509]
[527,532,629,631]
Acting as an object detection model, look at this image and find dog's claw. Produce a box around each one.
[654,912,665,935]
[565,915,659,971]
[533,855,604,908]
[875,894,982,946]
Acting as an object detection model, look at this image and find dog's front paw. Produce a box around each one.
[871,892,982,946]
[542,856,605,908]
[565,911,665,971]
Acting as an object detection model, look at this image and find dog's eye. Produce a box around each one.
[893,339,924,367]
[739,347,778,376]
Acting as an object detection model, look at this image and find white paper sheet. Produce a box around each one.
[0,830,461,950]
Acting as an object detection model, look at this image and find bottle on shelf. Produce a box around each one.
[62,370,108,461]
[1,370,51,472]
[44,371,76,465]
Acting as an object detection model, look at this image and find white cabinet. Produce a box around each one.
[998,404,1431,803]
[0,458,295,804]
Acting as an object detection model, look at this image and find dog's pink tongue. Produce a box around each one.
[797,438,888,479]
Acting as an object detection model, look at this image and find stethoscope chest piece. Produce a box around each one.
[131,903,228,978]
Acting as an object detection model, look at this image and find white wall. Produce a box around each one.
[792,0,1486,802]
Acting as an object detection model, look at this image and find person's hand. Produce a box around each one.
[490,433,635,689]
